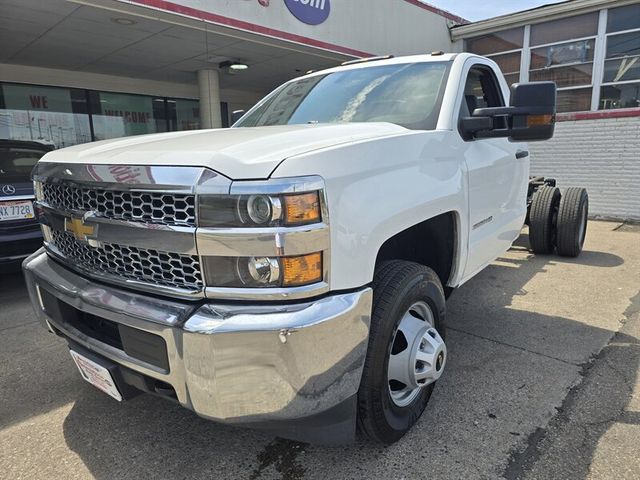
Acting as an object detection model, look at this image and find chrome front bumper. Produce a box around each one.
[23,249,371,431]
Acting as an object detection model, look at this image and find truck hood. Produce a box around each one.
[41,123,409,179]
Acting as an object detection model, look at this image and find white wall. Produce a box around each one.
[124,0,455,56]
[0,63,198,99]
[529,116,640,221]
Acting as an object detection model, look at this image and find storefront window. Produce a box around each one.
[600,5,640,110]
[557,88,592,113]
[606,3,640,33]
[530,39,595,69]
[603,56,640,83]
[529,39,595,88]
[491,51,521,86]
[1,83,206,144]
[169,99,200,131]
[0,83,91,148]
[89,91,167,141]
[529,18,597,112]
[466,28,524,86]
[464,6,640,113]
[466,28,524,56]
[530,13,598,46]
[600,83,640,110]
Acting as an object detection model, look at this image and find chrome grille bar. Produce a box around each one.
[32,163,232,298]
[41,183,196,227]
[49,230,203,291]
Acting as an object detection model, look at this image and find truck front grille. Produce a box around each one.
[50,230,203,291]
[42,183,196,227]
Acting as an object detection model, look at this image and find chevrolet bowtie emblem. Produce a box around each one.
[65,216,96,242]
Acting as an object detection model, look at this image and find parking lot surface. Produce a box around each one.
[1,220,639,480]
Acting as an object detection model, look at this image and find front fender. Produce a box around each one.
[272,130,468,290]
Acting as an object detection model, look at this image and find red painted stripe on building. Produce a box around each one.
[557,108,640,122]
[402,0,468,24]
[124,0,373,57]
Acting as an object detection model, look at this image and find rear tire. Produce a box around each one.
[357,260,446,444]
[529,186,561,254]
[556,187,588,257]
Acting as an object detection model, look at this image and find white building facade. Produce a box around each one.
[453,0,640,220]
[0,0,462,145]
[2,0,638,219]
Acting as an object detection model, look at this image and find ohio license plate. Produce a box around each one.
[70,350,123,401]
[0,200,35,222]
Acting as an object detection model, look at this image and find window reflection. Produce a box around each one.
[606,4,640,34]
[237,63,450,131]
[0,82,202,147]
[600,6,640,110]
[89,91,166,141]
[530,13,598,46]
[0,84,91,148]
[600,84,640,110]
[466,28,524,55]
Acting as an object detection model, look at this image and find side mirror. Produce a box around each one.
[231,109,246,125]
[508,82,556,141]
[462,82,557,142]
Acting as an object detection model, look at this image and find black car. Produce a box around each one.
[0,139,54,265]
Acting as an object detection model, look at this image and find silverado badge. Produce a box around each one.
[65,216,96,242]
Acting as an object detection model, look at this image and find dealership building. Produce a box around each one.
[1,0,638,219]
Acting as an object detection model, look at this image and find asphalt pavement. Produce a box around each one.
[1,220,639,480]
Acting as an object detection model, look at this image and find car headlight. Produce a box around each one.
[197,176,329,295]
[202,252,323,288]
[198,191,321,227]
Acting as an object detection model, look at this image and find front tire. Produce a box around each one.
[357,261,447,444]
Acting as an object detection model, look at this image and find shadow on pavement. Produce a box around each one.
[0,229,635,479]
[52,234,638,480]
[0,270,91,429]
[513,232,624,268]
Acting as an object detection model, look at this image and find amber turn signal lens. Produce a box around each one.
[281,252,323,287]
[283,192,321,226]
[527,114,554,127]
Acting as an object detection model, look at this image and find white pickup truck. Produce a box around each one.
[23,53,588,444]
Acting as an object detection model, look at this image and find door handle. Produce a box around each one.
[516,150,529,159]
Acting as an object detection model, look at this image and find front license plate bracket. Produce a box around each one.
[68,343,141,401]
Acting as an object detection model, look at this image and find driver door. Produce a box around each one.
[460,64,529,278]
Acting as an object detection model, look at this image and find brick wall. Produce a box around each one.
[529,115,640,221]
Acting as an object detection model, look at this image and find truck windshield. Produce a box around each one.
[235,62,450,130]
[0,146,49,183]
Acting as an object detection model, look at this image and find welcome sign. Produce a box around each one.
[284,0,330,25]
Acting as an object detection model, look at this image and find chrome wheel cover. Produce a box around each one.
[387,301,447,408]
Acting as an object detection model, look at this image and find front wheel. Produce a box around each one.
[357,261,447,444]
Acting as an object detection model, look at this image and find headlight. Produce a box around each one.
[198,176,328,296]
[202,252,323,288]
[199,191,321,227]
[246,195,280,224]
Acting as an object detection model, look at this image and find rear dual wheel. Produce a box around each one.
[529,185,561,254]
[357,261,447,444]
[529,186,588,257]
[556,187,589,257]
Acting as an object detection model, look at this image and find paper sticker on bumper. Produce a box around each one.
[70,350,122,402]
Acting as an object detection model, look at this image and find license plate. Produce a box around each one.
[70,350,123,401]
[0,200,35,222]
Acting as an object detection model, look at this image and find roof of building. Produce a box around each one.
[405,1,469,25]
[450,0,636,38]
